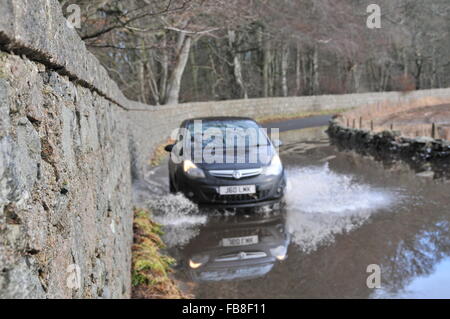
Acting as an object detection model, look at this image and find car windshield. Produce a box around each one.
[186,120,270,148]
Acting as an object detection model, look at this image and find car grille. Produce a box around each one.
[214,251,267,262]
[208,168,262,179]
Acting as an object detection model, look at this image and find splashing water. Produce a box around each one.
[145,193,207,226]
[144,193,208,248]
[285,164,398,253]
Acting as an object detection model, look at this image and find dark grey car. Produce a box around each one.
[164,117,286,208]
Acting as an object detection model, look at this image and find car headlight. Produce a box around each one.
[183,160,206,179]
[189,260,203,269]
[270,245,288,261]
[263,155,283,176]
[189,254,209,269]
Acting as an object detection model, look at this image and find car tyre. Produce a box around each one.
[169,177,177,194]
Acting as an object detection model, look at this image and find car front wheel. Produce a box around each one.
[169,177,177,194]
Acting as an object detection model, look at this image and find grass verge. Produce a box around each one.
[132,209,189,299]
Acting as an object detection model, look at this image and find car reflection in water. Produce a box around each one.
[180,212,290,282]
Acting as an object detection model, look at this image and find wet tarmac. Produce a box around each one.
[138,124,450,299]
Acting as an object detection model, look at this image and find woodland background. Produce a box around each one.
[60,0,450,105]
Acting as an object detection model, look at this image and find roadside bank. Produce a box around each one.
[132,209,188,299]
[327,119,450,179]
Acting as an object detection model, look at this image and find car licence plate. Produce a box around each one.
[219,185,256,195]
[221,235,259,247]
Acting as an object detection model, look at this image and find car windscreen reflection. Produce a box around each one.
[181,213,290,282]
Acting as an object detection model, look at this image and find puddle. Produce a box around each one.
[134,123,450,299]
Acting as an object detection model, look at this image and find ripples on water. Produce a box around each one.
[143,163,402,254]
[140,157,407,252]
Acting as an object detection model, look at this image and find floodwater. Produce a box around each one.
[136,125,450,299]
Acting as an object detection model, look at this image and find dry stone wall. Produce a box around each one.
[0,53,133,298]
[127,88,450,176]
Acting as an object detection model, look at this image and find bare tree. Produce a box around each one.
[64,0,450,104]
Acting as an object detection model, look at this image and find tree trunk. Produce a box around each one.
[138,60,146,103]
[190,43,199,100]
[137,37,147,104]
[353,63,362,92]
[165,35,192,105]
[336,55,344,93]
[228,30,248,99]
[273,51,280,96]
[159,34,168,103]
[232,53,248,99]
[382,64,391,91]
[312,45,320,95]
[296,45,301,95]
[281,43,289,97]
[263,36,271,97]
[431,46,438,88]
[146,60,160,105]
[301,54,308,95]
[403,48,408,77]
[414,54,423,90]
[208,51,218,99]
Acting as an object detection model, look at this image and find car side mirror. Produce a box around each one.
[164,144,175,153]
[272,139,283,147]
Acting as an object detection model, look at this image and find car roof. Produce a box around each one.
[183,116,257,123]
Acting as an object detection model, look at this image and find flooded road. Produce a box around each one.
[137,124,450,299]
